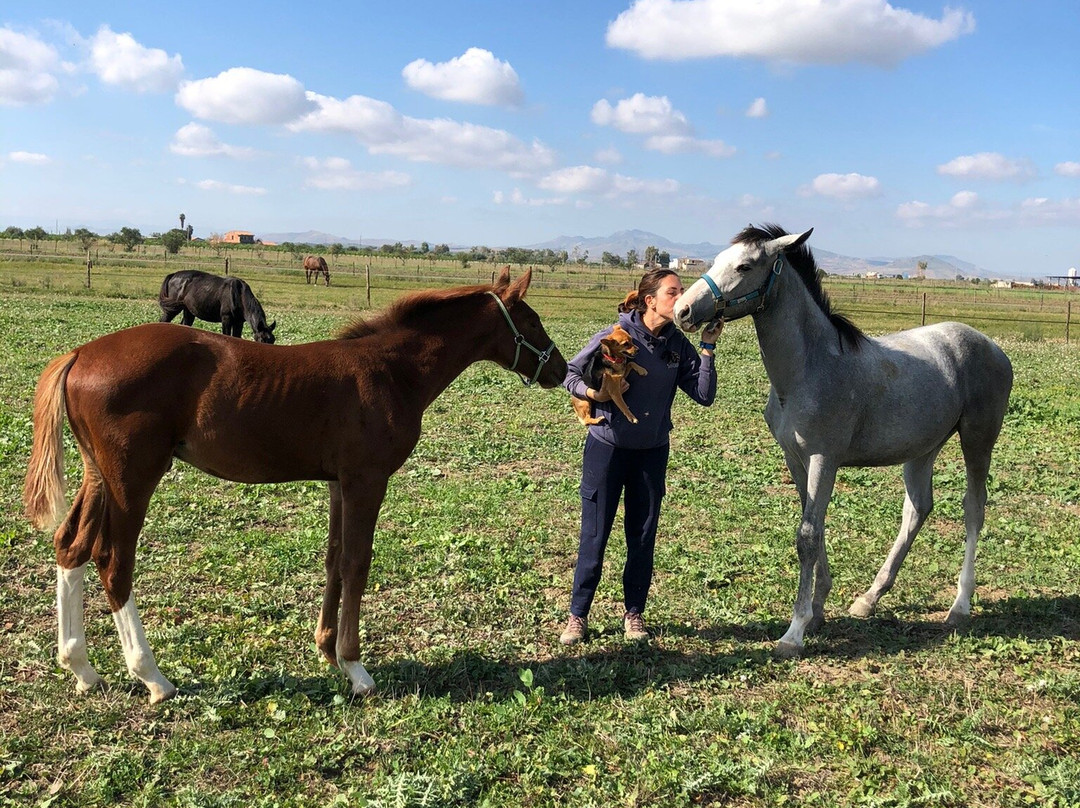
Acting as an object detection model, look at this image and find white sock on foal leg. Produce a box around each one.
[336,641,376,695]
[56,565,103,693]
[112,598,177,704]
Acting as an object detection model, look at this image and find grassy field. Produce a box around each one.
[0,262,1077,807]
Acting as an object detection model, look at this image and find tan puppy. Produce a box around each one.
[572,323,648,425]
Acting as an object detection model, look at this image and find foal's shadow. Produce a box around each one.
[214,594,1078,705]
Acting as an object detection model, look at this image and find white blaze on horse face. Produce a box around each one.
[56,564,103,693]
[112,597,177,704]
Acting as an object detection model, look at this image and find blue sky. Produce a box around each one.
[1,1,1077,278]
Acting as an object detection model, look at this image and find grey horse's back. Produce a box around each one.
[887,321,1012,439]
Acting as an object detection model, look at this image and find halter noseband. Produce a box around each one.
[486,291,556,386]
[699,255,785,325]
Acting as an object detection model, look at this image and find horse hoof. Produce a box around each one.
[945,608,970,626]
[340,659,376,696]
[74,674,105,695]
[772,640,802,660]
[848,597,874,619]
[148,681,178,705]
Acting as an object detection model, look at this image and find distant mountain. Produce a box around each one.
[526,229,726,261]
[258,227,997,279]
[258,230,430,249]
[532,231,997,280]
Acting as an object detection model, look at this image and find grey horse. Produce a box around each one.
[674,224,1013,658]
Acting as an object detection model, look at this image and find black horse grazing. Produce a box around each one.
[159,270,277,343]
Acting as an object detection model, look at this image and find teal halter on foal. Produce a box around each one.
[486,291,556,386]
[699,255,785,324]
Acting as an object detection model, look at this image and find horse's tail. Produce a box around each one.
[158,272,176,303]
[24,352,78,531]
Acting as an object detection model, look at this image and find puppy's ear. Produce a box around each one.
[599,335,619,352]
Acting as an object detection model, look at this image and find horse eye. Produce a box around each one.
[736,263,752,274]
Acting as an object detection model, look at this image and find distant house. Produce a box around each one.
[221,230,255,244]
[671,257,707,272]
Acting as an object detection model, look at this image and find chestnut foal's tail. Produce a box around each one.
[24,352,78,531]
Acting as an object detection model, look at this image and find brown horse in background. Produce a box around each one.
[23,268,566,702]
[303,255,330,286]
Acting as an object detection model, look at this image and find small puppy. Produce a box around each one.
[572,323,648,425]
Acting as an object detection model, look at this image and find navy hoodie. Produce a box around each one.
[564,310,716,450]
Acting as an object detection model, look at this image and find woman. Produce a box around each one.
[560,268,722,644]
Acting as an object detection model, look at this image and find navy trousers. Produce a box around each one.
[569,434,669,618]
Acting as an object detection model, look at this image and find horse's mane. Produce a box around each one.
[335,283,493,340]
[239,280,269,327]
[734,223,866,352]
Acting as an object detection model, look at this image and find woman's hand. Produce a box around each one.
[588,381,628,402]
[701,319,724,345]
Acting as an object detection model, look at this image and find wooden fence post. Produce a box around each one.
[365,263,371,307]
[85,250,92,289]
[224,257,230,276]
[1067,300,1072,345]
[921,292,927,326]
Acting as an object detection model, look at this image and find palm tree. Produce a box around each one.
[179,213,186,232]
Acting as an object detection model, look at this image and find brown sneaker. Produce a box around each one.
[559,614,588,646]
[623,611,649,641]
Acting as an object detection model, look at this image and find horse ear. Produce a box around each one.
[764,227,813,257]
[494,265,511,291]
[268,321,276,331]
[504,267,532,304]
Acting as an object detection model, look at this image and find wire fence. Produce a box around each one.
[3,245,1077,342]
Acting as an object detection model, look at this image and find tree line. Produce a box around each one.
[2,225,673,268]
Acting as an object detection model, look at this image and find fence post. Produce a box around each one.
[921,292,927,326]
[1067,300,1072,345]
[366,263,371,307]
[224,257,230,276]
[85,250,92,289]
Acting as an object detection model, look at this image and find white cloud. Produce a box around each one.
[8,150,51,165]
[402,47,523,106]
[0,27,61,105]
[539,165,610,194]
[644,134,735,158]
[746,97,768,118]
[1018,197,1080,225]
[591,93,690,135]
[895,193,1080,227]
[492,187,565,206]
[177,67,315,125]
[802,172,881,200]
[300,156,411,191]
[289,91,556,176]
[88,26,183,93]
[950,190,979,208]
[194,179,267,195]
[170,123,257,158]
[538,165,680,197]
[937,152,1035,181]
[591,93,733,158]
[1055,161,1080,178]
[594,147,623,164]
[606,0,975,67]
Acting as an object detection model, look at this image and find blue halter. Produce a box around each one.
[486,291,556,386]
[699,255,785,323]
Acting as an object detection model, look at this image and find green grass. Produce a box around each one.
[0,268,1078,807]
